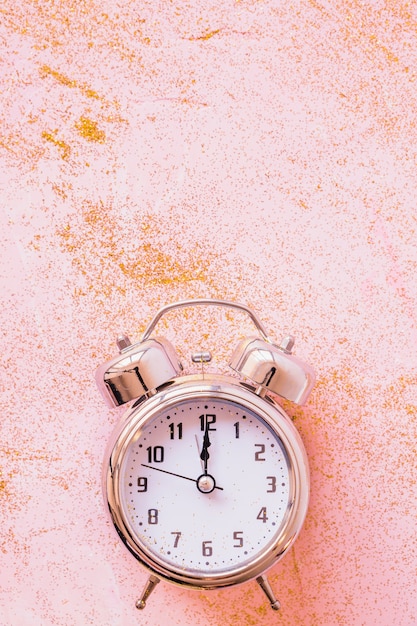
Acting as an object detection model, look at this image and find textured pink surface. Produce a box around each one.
[1,1,417,624]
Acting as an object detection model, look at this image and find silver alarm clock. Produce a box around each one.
[96,299,315,611]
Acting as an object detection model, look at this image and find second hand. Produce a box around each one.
[141,463,223,491]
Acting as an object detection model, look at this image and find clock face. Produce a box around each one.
[112,389,299,584]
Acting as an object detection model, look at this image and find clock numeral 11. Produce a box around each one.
[169,422,183,440]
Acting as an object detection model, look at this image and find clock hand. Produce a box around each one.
[141,463,223,491]
[200,422,211,474]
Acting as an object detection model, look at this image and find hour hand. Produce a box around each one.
[200,426,211,473]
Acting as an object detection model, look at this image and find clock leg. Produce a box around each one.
[135,575,160,610]
[256,575,281,611]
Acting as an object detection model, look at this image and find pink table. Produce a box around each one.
[1,1,416,624]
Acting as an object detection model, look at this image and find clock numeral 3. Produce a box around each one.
[266,476,276,493]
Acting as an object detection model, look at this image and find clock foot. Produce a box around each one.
[135,575,160,610]
[256,575,280,611]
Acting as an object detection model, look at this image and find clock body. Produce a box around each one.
[104,373,309,590]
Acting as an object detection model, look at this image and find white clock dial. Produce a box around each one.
[118,396,292,577]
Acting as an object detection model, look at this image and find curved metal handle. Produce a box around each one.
[141,299,271,342]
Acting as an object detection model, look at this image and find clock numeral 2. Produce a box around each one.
[254,444,266,461]
[257,507,268,523]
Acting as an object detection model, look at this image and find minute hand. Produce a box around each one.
[200,426,211,473]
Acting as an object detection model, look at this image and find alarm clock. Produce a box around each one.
[95,299,315,611]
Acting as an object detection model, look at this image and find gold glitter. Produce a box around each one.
[39,65,100,99]
[189,29,221,41]
[75,117,106,143]
[41,130,71,159]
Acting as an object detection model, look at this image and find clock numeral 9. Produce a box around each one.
[137,477,148,492]
[148,508,159,524]
[233,531,243,548]
[254,444,266,461]
[202,540,213,557]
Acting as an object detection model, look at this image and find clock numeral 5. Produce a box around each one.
[169,422,183,440]
[202,540,213,557]
[233,531,244,548]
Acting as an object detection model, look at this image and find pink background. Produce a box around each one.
[1,1,417,624]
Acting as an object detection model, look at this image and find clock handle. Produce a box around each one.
[141,298,272,342]
[256,575,281,611]
[135,575,160,610]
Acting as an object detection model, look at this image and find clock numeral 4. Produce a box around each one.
[202,540,213,557]
[256,507,268,523]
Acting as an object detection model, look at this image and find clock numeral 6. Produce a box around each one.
[233,531,243,548]
[202,540,213,557]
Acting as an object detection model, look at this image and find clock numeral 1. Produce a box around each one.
[234,421,240,438]
[254,443,266,461]
[233,531,243,547]
[171,531,181,547]
[169,422,183,440]
[256,507,268,523]
[148,508,159,524]
[202,540,213,557]
[146,445,165,463]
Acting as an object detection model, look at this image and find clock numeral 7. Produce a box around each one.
[171,531,181,548]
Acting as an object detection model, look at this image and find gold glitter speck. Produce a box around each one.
[75,117,106,143]
[41,130,71,160]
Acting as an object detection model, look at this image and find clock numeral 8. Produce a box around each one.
[148,508,159,524]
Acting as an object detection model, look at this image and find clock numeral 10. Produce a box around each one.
[146,446,165,463]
